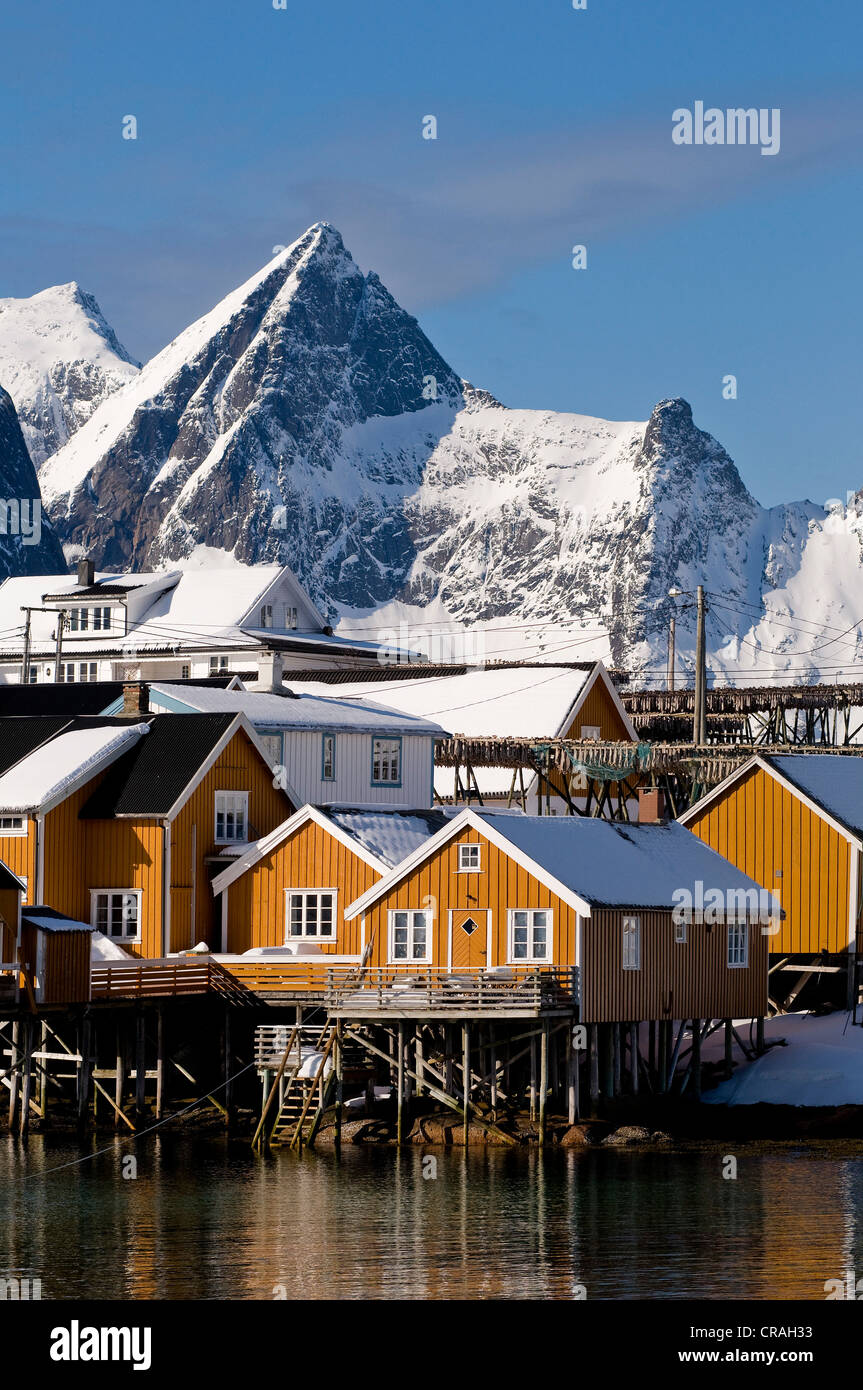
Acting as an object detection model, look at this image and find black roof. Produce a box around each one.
[0,675,238,719]
[20,904,93,932]
[0,860,23,892]
[0,716,73,775]
[80,713,239,818]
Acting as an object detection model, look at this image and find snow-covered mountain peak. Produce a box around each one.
[0,281,140,467]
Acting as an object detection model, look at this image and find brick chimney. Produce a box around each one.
[122,681,149,717]
[638,788,667,825]
[77,557,95,588]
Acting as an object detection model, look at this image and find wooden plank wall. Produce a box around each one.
[225,820,381,954]
[0,823,36,897]
[686,764,851,956]
[43,930,91,1004]
[170,729,293,952]
[362,825,578,970]
[581,908,768,1022]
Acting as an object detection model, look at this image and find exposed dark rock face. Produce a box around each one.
[0,388,67,578]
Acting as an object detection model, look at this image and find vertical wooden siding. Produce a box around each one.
[582,908,768,1022]
[686,765,851,955]
[225,820,381,954]
[0,823,36,894]
[362,826,578,970]
[0,887,18,960]
[170,729,293,952]
[43,931,91,1004]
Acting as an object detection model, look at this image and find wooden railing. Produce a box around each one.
[324,964,579,1013]
[90,958,213,999]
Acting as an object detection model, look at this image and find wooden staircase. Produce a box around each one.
[265,1023,337,1150]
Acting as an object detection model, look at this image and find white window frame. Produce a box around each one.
[457,843,482,873]
[285,606,298,630]
[622,914,641,970]
[91,889,142,943]
[580,724,602,741]
[260,604,273,629]
[508,908,551,964]
[321,733,336,782]
[674,920,687,945]
[727,921,749,968]
[285,889,338,941]
[371,737,401,787]
[0,815,26,836]
[388,909,431,963]
[214,791,249,843]
[209,655,229,675]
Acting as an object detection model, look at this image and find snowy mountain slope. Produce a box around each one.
[35,223,863,683]
[0,283,139,467]
[0,388,68,579]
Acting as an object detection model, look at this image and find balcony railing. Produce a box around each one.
[324,964,579,1013]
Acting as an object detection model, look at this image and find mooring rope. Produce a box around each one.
[12,1060,258,1182]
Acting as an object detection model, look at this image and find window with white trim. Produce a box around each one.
[215,791,248,842]
[209,655,229,675]
[674,920,687,945]
[0,816,25,835]
[622,915,641,970]
[509,909,550,962]
[69,606,113,633]
[321,734,336,781]
[26,665,38,684]
[260,604,273,629]
[286,890,336,939]
[580,724,601,741]
[285,606,298,630]
[58,662,98,683]
[180,664,190,680]
[727,922,749,968]
[389,909,430,961]
[92,890,141,941]
[458,843,481,872]
[372,737,401,785]
[258,733,283,769]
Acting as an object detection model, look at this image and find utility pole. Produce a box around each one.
[20,607,32,686]
[695,585,707,745]
[667,614,676,692]
[53,609,66,684]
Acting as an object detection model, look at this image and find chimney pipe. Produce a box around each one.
[638,788,667,825]
[257,650,284,694]
[122,681,149,717]
[77,557,95,588]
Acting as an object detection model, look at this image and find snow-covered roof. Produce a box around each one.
[150,682,448,736]
[764,755,863,840]
[345,809,778,919]
[0,722,148,813]
[324,808,449,868]
[21,908,93,934]
[287,665,594,738]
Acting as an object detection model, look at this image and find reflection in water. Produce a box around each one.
[0,1136,861,1300]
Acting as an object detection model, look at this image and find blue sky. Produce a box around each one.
[2,0,860,505]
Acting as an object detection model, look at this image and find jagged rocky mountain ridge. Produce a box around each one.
[0,282,139,467]
[21,222,863,681]
[0,388,68,578]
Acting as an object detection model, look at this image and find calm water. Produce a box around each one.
[1,1134,862,1300]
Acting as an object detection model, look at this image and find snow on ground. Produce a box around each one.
[703,1011,863,1107]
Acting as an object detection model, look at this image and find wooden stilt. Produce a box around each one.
[444,1024,453,1094]
[612,1024,621,1097]
[657,1019,668,1094]
[631,1023,640,1096]
[415,1026,424,1098]
[223,1006,234,1132]
[529,1036,537,1120]
[7,1021,19,1130]
[78,1017,92,1128]
[396,1020,405,1146]
[567,1026,579,1124]
[156,1007,165,1120]
[489,1024,498,1117]
[462,1023,470,1146]
[334,1022,343,1153]
[589,1023,599,1102]
[648,1020,656,1075]
[19,1018,32,1137]
[691,1018,702,1100]
[37,1020,47,1119]
[135,1011,146,1119]
[115,1022,125,1130]
[539,1021,548,1147]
